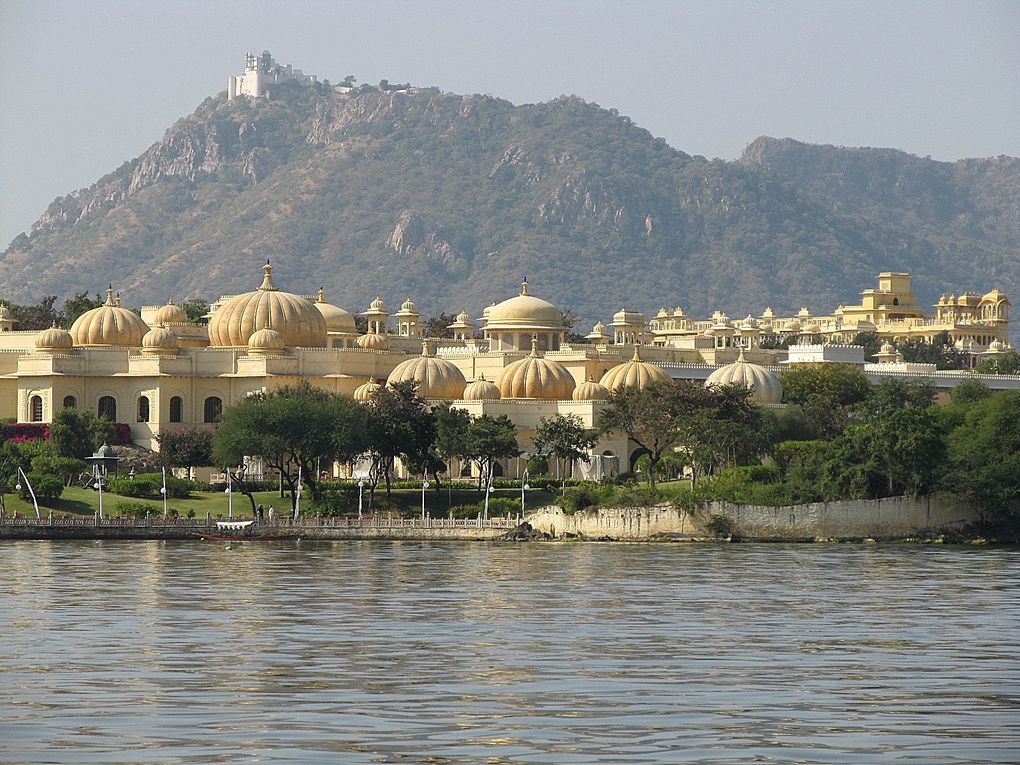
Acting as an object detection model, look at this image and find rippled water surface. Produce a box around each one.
[0,541,1018,764]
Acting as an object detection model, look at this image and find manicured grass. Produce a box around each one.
[1,484,558,519]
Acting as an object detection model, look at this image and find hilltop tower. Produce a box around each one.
[228,50,316,100]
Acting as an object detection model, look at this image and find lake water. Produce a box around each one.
[0,541,1017,764]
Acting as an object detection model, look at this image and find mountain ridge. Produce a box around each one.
[3,79,1017,329]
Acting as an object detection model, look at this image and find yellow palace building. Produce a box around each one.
[0,264,1013,476]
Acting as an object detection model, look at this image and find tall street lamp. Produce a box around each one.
[357,479,364,519]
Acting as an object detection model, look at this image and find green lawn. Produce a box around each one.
[1,484,558,519]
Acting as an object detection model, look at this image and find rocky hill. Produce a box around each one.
[3,78,1018,327]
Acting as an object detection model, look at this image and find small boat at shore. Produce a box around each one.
[197,520,298,541]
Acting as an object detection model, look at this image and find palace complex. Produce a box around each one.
[0,266,1014,479]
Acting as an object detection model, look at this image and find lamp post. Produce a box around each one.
[421,472,429,520]
[357,479,364,519]
[521,469,530,518]
[225,470,232,519]
[483,463,494,521]
[161,466,168,519]
[15,467,40,520]
[94,476,104,520]
[294,466,302,521]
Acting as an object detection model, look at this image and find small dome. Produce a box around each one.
[456,311,470,323]
[880,341,896,354]
[369,296,387,312]
[988,339,1004,352]
[599,346,671,391]
[787,319,802,333]
[141,326,179,355]
[0,305,11,320]
[593,321,605,332]
[804,321,821,334]
[353,378,383,402]
[386,341,466,400]
[35,325,73,351]
[573,376,610,401]
[314,289,357,333]
[463,375,501,401]
[356,332,389,350]
[153,299,188,325]
[208,262,327,348]
[705,349,783,404]
[496,339,575,400]
[70,286,150,347]
[743,314,759,328]
[400,297,417,313]
[486,279,562,329]
[247,324,285,355]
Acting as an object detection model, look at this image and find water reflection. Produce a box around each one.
[0,541,1017,764]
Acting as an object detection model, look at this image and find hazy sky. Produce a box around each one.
[1,0,1018,248]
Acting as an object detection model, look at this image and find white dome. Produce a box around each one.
[35,325,73,352]
[463,375,501,401]
[70,287,150,347]
[599,346,671,391]
[208,262,326,348]
[141,326,179,355]
[486,279,562,330]
[353,379,383,402]
[356,332,389,350]
[705,350,783,404]
[153,300,188,325]
[573,376,610,401]
[314,289,357,333]
[247,325,285,354]
[496,340,575,400]
[386,342,466,400]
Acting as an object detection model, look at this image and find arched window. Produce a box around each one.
[169,396,183,423]
[62,395,77,410]
[137,396,150,423]
[98,396,117,421]
[203,396,223,423]
[29,395,43,422]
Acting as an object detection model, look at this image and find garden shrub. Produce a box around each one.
[110,473,192,499]
[17,472,63,504]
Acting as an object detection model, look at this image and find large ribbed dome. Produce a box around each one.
[386,341,466,400]
[599,346,671,391]
[141,326,179,355]
[463,375,501,401]
[153,299,188,325]
[496,340,576,400]
[35,325,73,352]
[314,289,357,332]
[207,262,327,348]
[705,349,783,404]
[70,287,150,347]
[356,332,388,350]
[573,376,610,401]
[486,279,562,329]
[353,378,383,402]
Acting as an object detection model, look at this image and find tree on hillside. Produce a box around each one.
[61,291,104,327]
[422,313,457,339]
[533,414,598,481]
[0,296,59,331]
[214,383,369,512]
[181,298,210,324]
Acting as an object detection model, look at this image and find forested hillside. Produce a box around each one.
[3,78,1017,327]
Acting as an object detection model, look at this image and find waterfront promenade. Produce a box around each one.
[0,513,524,541]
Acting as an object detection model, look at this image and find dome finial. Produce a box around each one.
[317,287,325,303]
[259,260,277,291]
[530,336,540,357]
[105,285,115,306]
[521,276,530,296]
[631,344,642,361]
[421,339,436,357]
[737,346,747,362]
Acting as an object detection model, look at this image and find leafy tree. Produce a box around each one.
[60,291,104,327]
[362,381,435,500]
[157,428,214,470]
[949,378,991,407]
[422,313,457,339]
[181,298,210,324]
[852,331,881,361]
[432,402,471,510]
[214,383,369,512]
[975,351,1020,375]
[0,296,59,331]
[49,409,114,459]
[533,414,598,482]
[945,391,1020,522]
[895,332,968,370]
[0,440,22,511]
[465,414,520,488]
[779,363,872,438]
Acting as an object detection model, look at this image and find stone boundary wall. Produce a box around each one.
[526,496,980,541]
